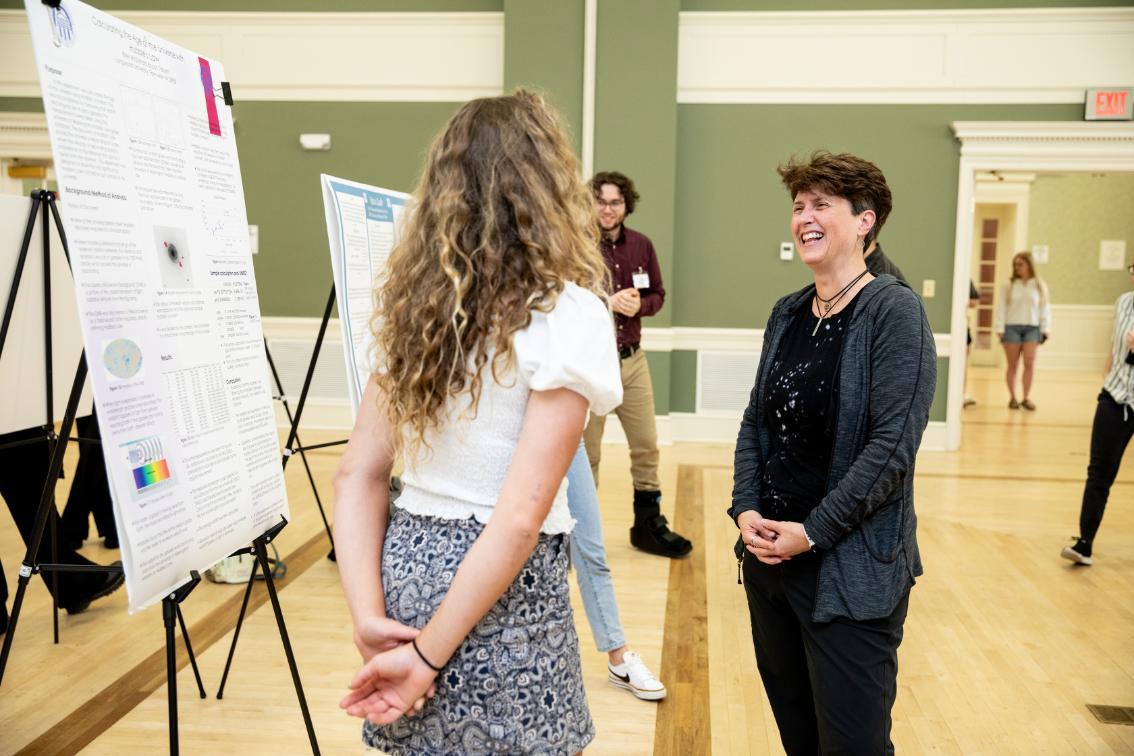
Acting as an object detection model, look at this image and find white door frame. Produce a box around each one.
[947,121,1134,450]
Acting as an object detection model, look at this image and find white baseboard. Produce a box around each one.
[919,421,948,452]
[278,403,948,457]
[600,414,947,451]
[272,399,353,433]
[260,317,952,453]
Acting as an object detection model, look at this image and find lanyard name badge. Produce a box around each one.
[632,266,650,289]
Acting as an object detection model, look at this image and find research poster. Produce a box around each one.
[24,0,289,611]
[320,175,409,415]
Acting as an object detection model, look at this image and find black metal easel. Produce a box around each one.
[262,298,344,554]
[213,517,320,754]
[162,573,206,756]
[212,286,344,725]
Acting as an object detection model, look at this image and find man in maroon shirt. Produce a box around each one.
[583,172,692,558]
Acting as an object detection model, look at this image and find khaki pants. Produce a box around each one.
[583,348,661,491]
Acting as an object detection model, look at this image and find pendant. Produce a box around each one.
[811,316,823,337]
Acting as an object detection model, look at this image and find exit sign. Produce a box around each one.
[1085,88,1133,121]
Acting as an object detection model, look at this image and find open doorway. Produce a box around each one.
[969,199,1022,367]
[945,122,1134,450]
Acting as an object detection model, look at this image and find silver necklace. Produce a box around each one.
[812,269,869,337]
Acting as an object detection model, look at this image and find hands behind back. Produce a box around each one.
[344,617,437,725]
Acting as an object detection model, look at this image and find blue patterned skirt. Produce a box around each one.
[362,506,595,755]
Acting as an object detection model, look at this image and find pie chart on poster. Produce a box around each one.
[103,338,143,380]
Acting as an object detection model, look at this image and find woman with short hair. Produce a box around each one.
[730,150,936,753]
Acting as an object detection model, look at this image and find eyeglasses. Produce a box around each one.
[596,199,625,209]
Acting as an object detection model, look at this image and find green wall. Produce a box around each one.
[0,98,43,112]
[594,0,679,331]
[503,0,584,156]
[673,103,1081,333]
[1028,173,1134,306]
[232,101,459,316]
[646,352,671,415]
[670,350,697,413]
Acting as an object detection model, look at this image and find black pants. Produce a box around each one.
[58,411,115,545]
[0,423,109,607]
[1079,391,1134,544]
[743,551,908,755]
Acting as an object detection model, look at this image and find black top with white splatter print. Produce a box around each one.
[760,293,861,522]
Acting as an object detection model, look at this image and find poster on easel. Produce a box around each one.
[320,175,410,415]
[24,0,289,612]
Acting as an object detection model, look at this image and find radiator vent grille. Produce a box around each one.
[697,351,760,415]
[263,338,349,403]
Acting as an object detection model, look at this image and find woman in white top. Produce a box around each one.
[333,90,621,753]
[995,252,1051,410]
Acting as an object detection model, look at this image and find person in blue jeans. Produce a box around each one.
[565,441,667,701]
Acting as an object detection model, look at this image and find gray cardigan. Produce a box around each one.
[729,275,936,622]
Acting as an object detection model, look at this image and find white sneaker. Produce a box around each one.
[1061,542,1093,566]
[608,651,667,701]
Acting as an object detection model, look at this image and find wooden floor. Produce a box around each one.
[1,366,1132,754]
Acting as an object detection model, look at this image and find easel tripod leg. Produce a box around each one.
[254,538,320,754]
[0,353,87,687]
[175,604,206,699]
[163,594,180,756]
[215,552,260,699]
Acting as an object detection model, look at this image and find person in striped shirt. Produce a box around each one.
[1061,263,1134,566]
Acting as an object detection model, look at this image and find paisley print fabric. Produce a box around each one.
[362,506,595,755]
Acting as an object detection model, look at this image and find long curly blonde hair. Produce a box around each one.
[372,89,608,455]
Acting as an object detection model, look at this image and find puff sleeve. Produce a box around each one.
[514,283,623,416]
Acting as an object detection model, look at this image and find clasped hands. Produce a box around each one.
[340,615,439,725]
[610,287,641,317]
[737,510,811,565]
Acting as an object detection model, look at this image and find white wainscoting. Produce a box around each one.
[602,412,947,452]
[0,10,504,101]
[1042,304,1114,371]
[677,8,1134,104]
[262,317,950,450]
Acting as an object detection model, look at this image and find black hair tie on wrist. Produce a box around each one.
[411,638,443,672]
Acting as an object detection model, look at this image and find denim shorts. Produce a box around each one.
[1001,324,1041,343]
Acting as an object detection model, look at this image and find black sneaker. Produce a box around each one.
[1060,538,1092,566]
[62,562,126,614]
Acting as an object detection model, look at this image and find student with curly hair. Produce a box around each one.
[332,90,620,753]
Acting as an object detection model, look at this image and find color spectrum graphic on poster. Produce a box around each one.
[133,459,171,490]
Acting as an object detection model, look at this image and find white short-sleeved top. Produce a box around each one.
[395,283,621,534]
[995,278,1052,333]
